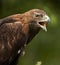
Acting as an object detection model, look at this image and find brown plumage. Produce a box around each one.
[0,9,50,65]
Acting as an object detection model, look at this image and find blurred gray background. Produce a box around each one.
[0,0,60,65]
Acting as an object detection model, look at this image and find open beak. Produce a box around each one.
[39,15,50,32]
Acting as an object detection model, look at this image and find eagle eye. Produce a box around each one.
[35,13,43,18]
[35,14,40,17]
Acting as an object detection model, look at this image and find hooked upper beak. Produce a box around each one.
[41,15,50,23]
[38,15,50,32]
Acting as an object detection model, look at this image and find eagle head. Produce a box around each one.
[24,9,50,32]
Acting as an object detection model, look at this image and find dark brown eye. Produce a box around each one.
[35,14,40,17]
[35,14,43,17]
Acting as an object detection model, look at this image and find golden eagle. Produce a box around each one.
[0,9,50,65]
